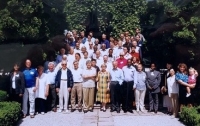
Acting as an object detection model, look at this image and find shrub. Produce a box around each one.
[179,106,200,126]
[0,90,7,101]
[0,102,21,126]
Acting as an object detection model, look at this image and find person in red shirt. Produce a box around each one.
[130,46,140,60]
[116,52,127,69]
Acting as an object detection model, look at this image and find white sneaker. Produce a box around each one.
[186,93,191,97]
[41,112,45,115]
[57,109,62,113]
[63,109,69,114]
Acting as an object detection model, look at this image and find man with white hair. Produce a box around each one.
[55,61,74,113]
[46,62,57,112]
[102,55,112,72]
[55,55,70,71]
[100,44,108,57]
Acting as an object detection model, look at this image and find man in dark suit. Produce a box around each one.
[146,63,161,113]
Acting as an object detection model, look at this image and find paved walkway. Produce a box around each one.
[17,107,184,126]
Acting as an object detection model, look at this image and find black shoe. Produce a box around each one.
[83,110,88,113]
[155,110,158,114]
[89,109,93,112]
[103,109,106,112]
[124,110,127,113]
[78,109,82,112]
[117,110,120,113]
[110,109,116,112]
[71,109,76,112]
[128,110,133,113]
[148,110,153,112]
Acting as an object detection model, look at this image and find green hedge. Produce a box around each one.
[0,102,21,126]
[0,90,7,101]
[179,106,200,126]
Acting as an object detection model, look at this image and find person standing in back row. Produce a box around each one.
[146,63,161,114]
[122,59,137,113]
[23,59,38,118]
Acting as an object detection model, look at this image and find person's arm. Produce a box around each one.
[145,72,152,89]
[20,72,25,95]
[45,83,49,97]
[119,69,124,85]
[33,77,39,92]
[133,68,138,88]
[107,72,110,90]
[152,72,161,89]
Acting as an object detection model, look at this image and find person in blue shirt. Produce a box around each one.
[80,31,87,44]
[101,34,110,49]
[22,59,38,118]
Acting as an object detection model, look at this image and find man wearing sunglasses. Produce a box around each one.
[55,61,74,114]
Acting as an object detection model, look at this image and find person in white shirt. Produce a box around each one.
[94,38,101,50]
[45,62,57,112]
[167,68,179,117]
[67,47,75,65]
[122,59,137,113]
[92,45,98,59]
[107,41,117,55]
[71,61,83,112]
[82,51,91,68]
[72,53,84,69]
[116,41,124,58]
[86,31,95,43]
[55,61,73,114]
[100,44,108,57]
[84,35,93,50]
[74,42,82,54]
[108,49,117,63]
[80,46,87,58]
[102,55,112,72]
[95,50,103,68]
[123,47,132,60]
[82,60,97,113]
[120,33,126,45]
[35,66,49,115]
[55,55,71,71]
[87,42,94,58]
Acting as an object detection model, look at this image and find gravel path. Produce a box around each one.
[17,109,185,126]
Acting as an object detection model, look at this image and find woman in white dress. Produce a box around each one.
[35,66,49,115]
[167,68,179,117]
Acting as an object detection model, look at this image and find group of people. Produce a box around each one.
[8,29,198,119]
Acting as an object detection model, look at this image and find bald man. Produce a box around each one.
[23,59,38,118]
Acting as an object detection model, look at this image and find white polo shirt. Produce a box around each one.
[71,68,83,82]
[82,67,96,88]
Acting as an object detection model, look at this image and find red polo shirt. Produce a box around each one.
[116,58,127,69]
[130,52,140,59]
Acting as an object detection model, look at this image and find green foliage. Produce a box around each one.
[180,106,200,126]
[0,102,21,126]
[157,0,200,44]
[0,90,7,101]
[64,0,147,36]
[0,0,67,43]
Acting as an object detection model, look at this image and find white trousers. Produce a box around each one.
[23,87,35,115]
[59,80,69,110]
[135,89,146,111]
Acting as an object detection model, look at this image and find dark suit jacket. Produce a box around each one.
[146,70,161,93]
[55,69,74,88]
[9,71,25,94]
